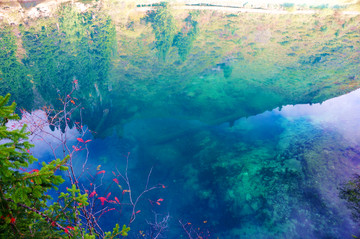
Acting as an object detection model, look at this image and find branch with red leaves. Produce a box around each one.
[4,198,73,237]
[18,82,167,238]
[179,219,211,239]
[116,152,163,224]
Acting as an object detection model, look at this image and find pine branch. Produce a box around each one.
[4,198,73,237]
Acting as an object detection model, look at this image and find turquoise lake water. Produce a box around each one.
[29,88,360,238]
[1,2,360,238]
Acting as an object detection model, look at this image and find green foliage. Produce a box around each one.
[19,5,116,134]
[281,3,295,8]
[21,5,116,109]
[0,25,33,110]
[120,224,130,236]
[310,4,329,10]
[172,13,199,61]
[320,25,328,32]
[104,224,130,238]
[0,94,69,238]
[148,2,177,60]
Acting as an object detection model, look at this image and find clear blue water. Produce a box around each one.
[27,89,360,238]
[2,2,360,238]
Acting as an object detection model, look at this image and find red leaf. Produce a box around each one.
[85,140,92,143]
[112,171,116,176]
[98,197,107,206]
[96,170,105,175]
[29,169,39,174]
[115,197,120,204]
[156,202,161,205]
[106,208,115,213]
[89,191,96,198]
[157,198,164,202]
[136,210,141,214]
[113,178,119,184]
[10,217,16,224]
[77,138,84,143]
[51,221,55,227]
[66,226,74,230]
[70,100,75,105]
[106,192,111,199]
[64,228,69,234]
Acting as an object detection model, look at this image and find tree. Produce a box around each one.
[0,94,131,238]
[0,25,33,110]
[0,93,69,238]
[20,4,116,135]
[147,2,177,60]
[172,13,199,61]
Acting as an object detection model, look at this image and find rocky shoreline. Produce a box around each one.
[0,0,89,24]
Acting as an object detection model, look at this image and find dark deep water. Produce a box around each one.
[1,1,360,238]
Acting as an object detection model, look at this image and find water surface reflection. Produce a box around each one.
[26,88,360,238]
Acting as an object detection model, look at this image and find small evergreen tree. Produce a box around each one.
[0,93,72,237]
[0,94,132,238]
[149,2,177,60]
